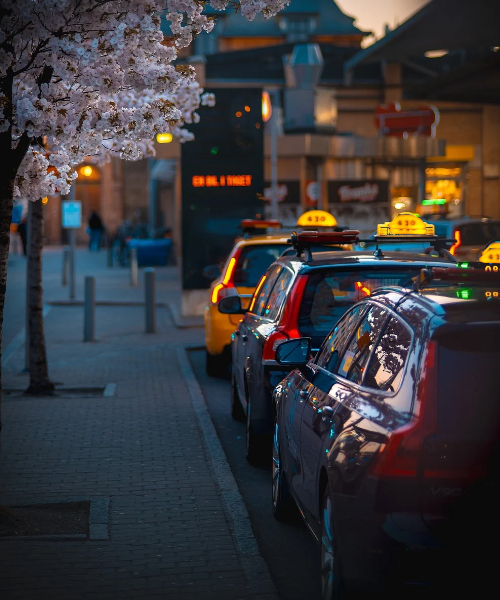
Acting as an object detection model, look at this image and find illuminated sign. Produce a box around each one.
[479,241,500,264]
[485,291,500,298]
[192,175,252,188]
[297,210,337,227]
[485,265,499,271]
[377,212,435,236]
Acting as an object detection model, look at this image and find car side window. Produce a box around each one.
[337,306,389,385]
[264,268,293,321]
[363,317,412,392]
[315,303,367,373]
[251,265,282,316]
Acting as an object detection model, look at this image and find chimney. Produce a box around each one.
[283,44,324,133]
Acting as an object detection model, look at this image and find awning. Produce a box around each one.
[344,0,500,72]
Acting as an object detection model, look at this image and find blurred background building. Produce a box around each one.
[43,0,499,248]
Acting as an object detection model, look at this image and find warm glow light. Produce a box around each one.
[211,283,224,304]
[394,202,406,210]
[156,132,173,143]
[235,111,242,118]
[450,230,461,256]
[262,91,272,123]
[356,282,371,297]
[249,276,266,312]
[223,258,237,285]
[244,105,251,112]
[42,197,49,204]
[81,165,93,177]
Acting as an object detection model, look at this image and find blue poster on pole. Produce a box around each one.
[62,201,82,229]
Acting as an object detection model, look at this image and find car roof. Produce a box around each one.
[371,282,500,324]
[234,234,291,247]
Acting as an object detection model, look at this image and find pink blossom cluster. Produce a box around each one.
[1,0,289,201]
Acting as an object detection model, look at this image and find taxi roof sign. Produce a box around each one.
[377,212,435,237]
[297,210,337,228]
[479,241,500,264]
[240,219,281,230]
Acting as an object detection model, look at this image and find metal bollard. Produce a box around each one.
[84,276,95,342]
[130,247,138,287]
[144,268,156,333]
[62,246,70,285]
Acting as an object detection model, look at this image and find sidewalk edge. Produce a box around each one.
[177,346,279,600]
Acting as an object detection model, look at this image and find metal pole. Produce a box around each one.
[130,247,138,287]
[24,200,32,371]
[69,229,76,299]
[270,93,278,220]
[144,268,156,333]
[62,246,70,285]
[316,162,323,211]
[84,276,95,342]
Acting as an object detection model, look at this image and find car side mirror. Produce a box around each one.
[203,264,221,281]
[275,338,311,366]
[218,295,246,314]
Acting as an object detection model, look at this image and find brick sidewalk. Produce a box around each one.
[0,250,275,600]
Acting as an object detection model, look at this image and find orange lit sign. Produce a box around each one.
[192,175,252,188]
[377,212,434,236]
[485,265,499,271]
[485,291,499,298]
[479,241,500,264]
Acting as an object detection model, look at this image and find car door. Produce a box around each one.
[292,303,368,514]
[234,264,282,405]
[298,303,390,520]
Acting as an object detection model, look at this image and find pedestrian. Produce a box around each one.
[17,213,28,255]
[88,211,104,251]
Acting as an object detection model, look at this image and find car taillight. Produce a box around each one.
[262,330,289,361]
[450,229,461,256]
[211,253,240,304]
[371,342,437,478]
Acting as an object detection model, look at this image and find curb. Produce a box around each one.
[0,497,110,542]
[165,303,204,329]
[177,346,279,600]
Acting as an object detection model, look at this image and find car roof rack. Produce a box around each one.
[288,230,360,261]
[412,265,500,292]
[239,219,282,237]
[358,234,458,260]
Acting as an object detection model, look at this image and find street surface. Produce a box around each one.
[188,349,322,600]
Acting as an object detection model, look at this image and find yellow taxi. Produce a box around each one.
[204,220,291,376]
[204,210,350,376]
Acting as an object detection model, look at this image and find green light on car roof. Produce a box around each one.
[422,198,447,206]
[459,262,469,269]
[456,289,470,299]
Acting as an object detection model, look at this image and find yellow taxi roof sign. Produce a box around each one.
[479,241,500,264]
[297,210,337,227]
[377,212,435,236]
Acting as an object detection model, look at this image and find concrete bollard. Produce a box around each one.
[84,276,95,342]
[144,268,156,333]
[130,247,138,287]
[62,246,70,285]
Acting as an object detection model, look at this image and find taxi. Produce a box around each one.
[204,211,350,377]
[219,214,459,464]
[272,265,500,596]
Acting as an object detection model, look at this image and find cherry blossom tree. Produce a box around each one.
[0,0,289,428]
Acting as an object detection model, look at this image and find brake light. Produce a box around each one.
[211,252,240,303]
[371,342,437,478]
[262,330,289,361]
[356,281,371,297]
[450,229,461,256]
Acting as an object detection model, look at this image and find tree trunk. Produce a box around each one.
[26,199,54,395]
[0,193,14,444]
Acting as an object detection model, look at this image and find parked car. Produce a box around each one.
[219,227,457,465]
[204,214,353,377]
[272,266,500,597]
[425,215,500,261]
[203,219,291,377]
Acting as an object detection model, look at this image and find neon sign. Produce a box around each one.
[192,175,252,188]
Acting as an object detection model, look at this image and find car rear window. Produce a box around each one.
[437,327,500,438]
[433,223,451,237]
[233,245,286,287]
[459,222,500,246]
[298,268,422,345]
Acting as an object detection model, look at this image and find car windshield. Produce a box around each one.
[233,244,286,287]
[298,267,423,345]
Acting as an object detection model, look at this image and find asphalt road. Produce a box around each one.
[188,349,322,600]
